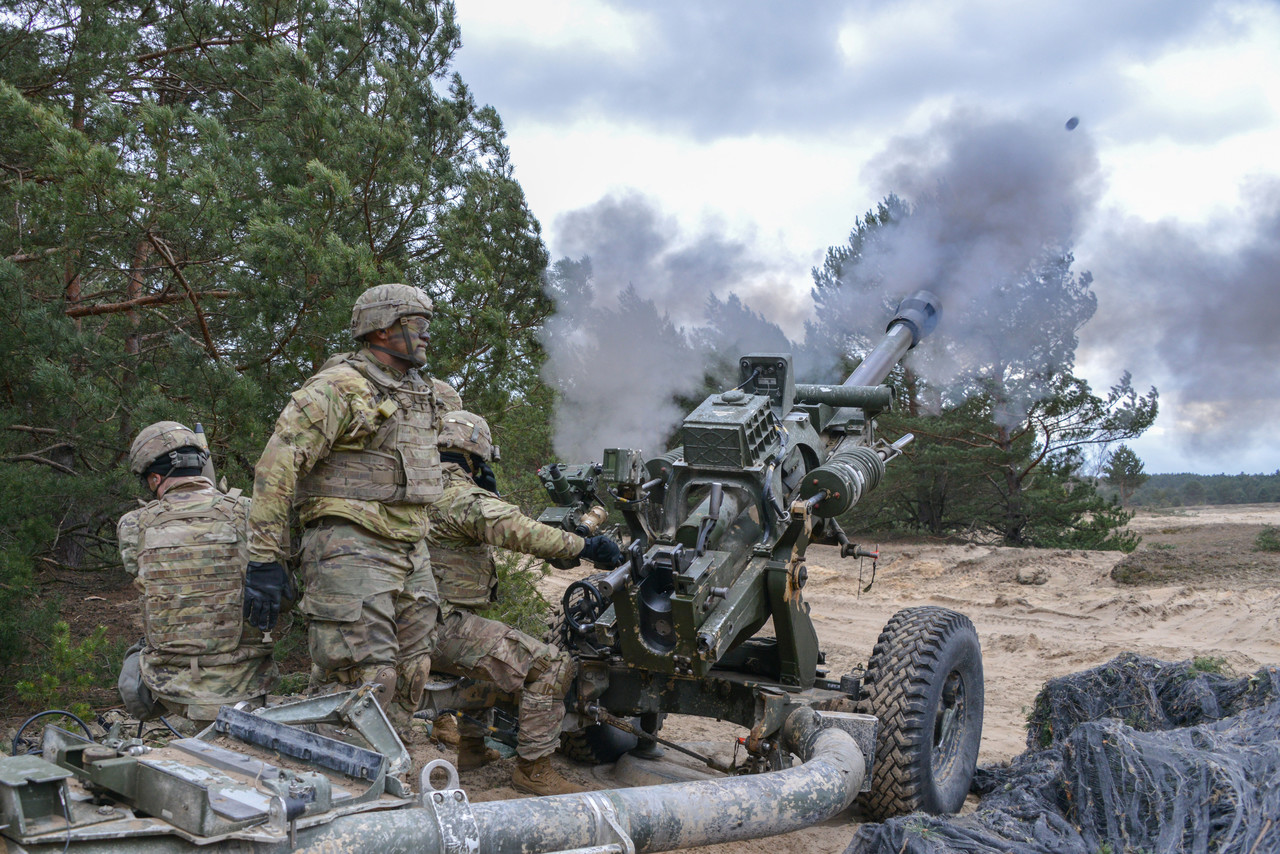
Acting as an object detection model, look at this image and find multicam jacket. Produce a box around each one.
[118,476,276,706]
[427,465,585,610]
[248,350,445,563]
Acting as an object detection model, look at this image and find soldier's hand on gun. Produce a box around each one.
[579,535,624,569]
[244,561,290,631]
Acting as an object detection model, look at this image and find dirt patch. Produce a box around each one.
[1110,519,1280,586]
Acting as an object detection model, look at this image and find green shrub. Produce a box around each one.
[477,551,552,638]
[1189,655,1229,675]
[1254,526,1280,553]
[15,621,114,719]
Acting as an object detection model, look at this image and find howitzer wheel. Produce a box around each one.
[857,606,983,820]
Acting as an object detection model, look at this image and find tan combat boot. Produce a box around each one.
[432,713,460,746]
[510,756,585,796]
[456,736,502,772]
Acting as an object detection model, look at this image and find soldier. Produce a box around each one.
[117,421,279,729]
[245,283,444,729]
[427,410,623,796]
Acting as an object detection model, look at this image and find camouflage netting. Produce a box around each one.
[846,654,1280,854]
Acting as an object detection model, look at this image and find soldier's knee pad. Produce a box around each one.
[525,650,576,699]
[363,666,397,706]
[399,654,433,710]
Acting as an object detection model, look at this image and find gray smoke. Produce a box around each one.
[810,109,1108,427]
[540,192,821,459]
[1079,176,1280,462]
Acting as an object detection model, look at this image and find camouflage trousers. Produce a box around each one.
[298,519,439,713]
[433,607,575,761]
[120,641,278,727]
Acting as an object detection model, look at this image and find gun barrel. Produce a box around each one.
[800,291,941,518]
[845,289,941,387]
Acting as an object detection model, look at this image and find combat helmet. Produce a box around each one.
[128,421,207,477]
[438,411,494,461]
[350,284,433,340]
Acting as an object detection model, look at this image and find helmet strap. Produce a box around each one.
[365,318,427,369]
[366,342,413,369]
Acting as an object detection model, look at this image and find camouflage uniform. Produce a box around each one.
[314,351,461,416]
[119,475,278,723]
[428,464,584,761]
[432,378,462,414]
[248,348,444,711]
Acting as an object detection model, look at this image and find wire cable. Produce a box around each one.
[11,709,95,756]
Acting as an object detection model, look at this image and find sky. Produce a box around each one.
[450,0,1280,475]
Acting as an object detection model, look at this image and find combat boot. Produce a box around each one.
[432,713,460,746]
[510,756,584,796]
[456,736,501,772]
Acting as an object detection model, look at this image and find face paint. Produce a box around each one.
[399,315,431,367]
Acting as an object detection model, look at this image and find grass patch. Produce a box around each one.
[1189,655,1230,676]
[275,671,310,695]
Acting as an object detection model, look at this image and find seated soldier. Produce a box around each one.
[427,410,623,796]
[117,421,283,729]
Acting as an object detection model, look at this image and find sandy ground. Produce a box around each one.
[443,504,1280,854]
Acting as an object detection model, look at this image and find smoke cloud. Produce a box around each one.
[1079,177,1280,463]
[540,193,821,459]
[541,110,1112,459]
[805,108,1110,430]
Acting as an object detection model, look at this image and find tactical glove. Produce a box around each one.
[474,459,499,494]
[579,535,624,569]
[244,560,290,631]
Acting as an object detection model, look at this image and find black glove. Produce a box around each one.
[474,459,499,494]
[244,560,289,631]
[579,535,624,569]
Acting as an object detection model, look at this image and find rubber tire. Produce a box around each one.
[857,606,984,820]
[560,722,639,765]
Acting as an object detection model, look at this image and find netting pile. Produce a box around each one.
[846,654,1280,854]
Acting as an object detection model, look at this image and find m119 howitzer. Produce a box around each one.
[536,289,984,820]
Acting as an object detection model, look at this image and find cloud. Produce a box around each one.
[453,0,1244,139]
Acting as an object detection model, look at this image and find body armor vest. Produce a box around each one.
[136,490,245,657]
[297,354,444,504]
[433,540,498,609]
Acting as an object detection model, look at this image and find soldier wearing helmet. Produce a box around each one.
[246,284,449,732]
[426,411,622,795]
[116,421,280,729]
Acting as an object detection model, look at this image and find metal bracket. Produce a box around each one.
[813,710,879,792]
[419,761,480,854]
[579,792,636,854]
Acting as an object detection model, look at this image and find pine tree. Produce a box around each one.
[0,0,552,670]
[1104,444,1150,506]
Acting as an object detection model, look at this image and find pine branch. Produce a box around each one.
[64,290,231,318]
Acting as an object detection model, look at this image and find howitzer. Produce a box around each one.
[537,289,985,820]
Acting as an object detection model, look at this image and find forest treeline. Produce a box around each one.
[1125,472,1280,508]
